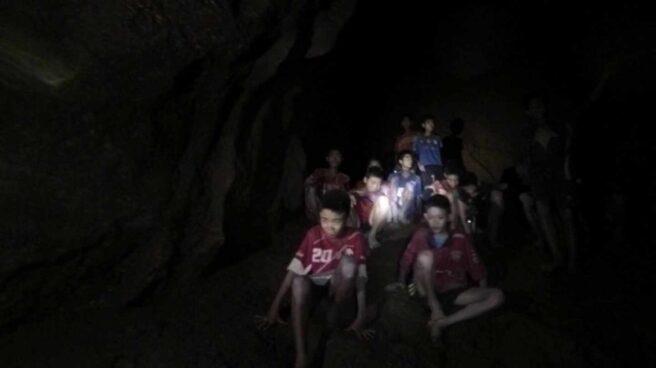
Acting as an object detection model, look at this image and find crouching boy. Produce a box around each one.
[258,189,370,368]
[388,195,504,340]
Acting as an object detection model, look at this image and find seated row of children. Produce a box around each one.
[258,149,504,368]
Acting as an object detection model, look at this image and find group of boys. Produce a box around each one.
[256,115,504,368]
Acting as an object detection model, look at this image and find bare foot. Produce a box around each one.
[294,354,308,368]
[540,261,563,272]
[428,317,446,341]
[368,235,381,250]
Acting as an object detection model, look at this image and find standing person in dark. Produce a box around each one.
[413,115,444,187]
[442,117,466,173]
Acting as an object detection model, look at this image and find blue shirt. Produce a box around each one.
[387,171,422,218]
[414,135,443,166]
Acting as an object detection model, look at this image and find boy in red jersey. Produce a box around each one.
[349,166,391,249]
[387,195,504,340]
[424,165,470,234]
[305,149,350,221]
[257,190,370,368]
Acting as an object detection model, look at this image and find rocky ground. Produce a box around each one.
[2,215,649,368]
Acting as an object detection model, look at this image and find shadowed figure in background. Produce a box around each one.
[413,115,444,187]
[394,114,418,154]
[442,117,466,173]
[304,149,350,222]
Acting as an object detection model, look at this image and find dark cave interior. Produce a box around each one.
[0,1,654,367]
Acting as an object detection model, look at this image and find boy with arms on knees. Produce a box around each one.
[388,195,504,340]
[394,115,417,154]
[425,165,470,234]
[349,166,391,249]
[257,190,371,368]
[305,149,350,222]
[387,150,423,224]
[413,115,444,186]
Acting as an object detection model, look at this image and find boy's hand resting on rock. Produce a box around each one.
[346,318,375,340]
[254,308,287,331]
[384,282,406,293]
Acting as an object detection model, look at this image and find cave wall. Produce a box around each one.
[0,0,357,326]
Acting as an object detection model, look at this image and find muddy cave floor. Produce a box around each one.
[0,218,652,368]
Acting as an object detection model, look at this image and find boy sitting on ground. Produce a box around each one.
[387,195,504,340]
[387,150,423,225]
[424,165,470,233]
[349,166,391,249]
[305,149,350,222]
[257,190,371,368]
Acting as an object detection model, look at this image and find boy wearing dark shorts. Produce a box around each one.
[387,150,423,224]
[414,115,444,186]
[349,166,391,249]
[305,149,350,222]
[388,195,504,340]
[257,190,370,368]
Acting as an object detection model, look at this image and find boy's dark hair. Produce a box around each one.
[320,189,352,216]
[522,92,549,110]
[424,194,451,213]
[397,149,414,162]
[443,162,461,177]
[326,148,343,156]
[421,114,436,124]
[449,118,465,135]
[365,166,384,179]
[460,171,479,188]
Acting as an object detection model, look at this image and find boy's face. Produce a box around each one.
[364,176,382,193]
[368,159,382,169]
[422,119,435,133]
[424,206,449,232]
[319,209,346,237]
[526,98,545,120]
[399,154,413,170]
[463,184,478,197]
[444,174,459,189]
[401,117,411,130]
[326,150,342,168]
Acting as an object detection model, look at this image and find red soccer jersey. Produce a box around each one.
[352,189,387,228]
[287,226,368,285]
[395,132,417,153]
[399,227,486,293]
[306,168,350,194]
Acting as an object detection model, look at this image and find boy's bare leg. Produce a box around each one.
[434,287,504,330]
[368,196,391,249]
[291,275,312,368]
[561,206,577,272]
[536,200,563,268]
[414,250,445,338]
[327,256,357,329]
[519,192,543,247]
[304,186,320,221]
[487,189,504,247]
[399,184,414,224]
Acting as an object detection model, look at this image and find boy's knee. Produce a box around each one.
[416,250,434,270]
[488,288,504,308]
[338,256,357,279]
[490,190,504,207]
[291,276,310,302]
[375,196,390,211]
[519,192,534,207]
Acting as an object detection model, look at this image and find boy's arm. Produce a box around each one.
[458,198,472,234]
[266,271,294,321]
[347,273,367,333]
[463,237,487,285]
[397,235,420,283]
